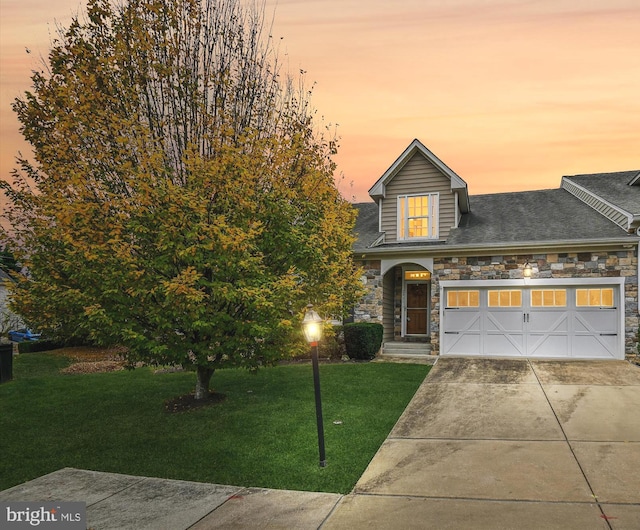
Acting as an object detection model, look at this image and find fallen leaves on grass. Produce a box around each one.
[61,360,126,374]
[54,346,127,363]
[44,346,128,374]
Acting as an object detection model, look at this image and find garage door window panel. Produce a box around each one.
[447,290,480,308]
[488,290,522,307]
[531,289,567,307]
[576,288,614,308]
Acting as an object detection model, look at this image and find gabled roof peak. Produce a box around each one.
[368,139,470,212]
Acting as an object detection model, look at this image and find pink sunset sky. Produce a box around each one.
[1,0,639,203]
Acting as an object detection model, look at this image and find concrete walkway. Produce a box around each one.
[2,358,639,529]
[1,467,342,529]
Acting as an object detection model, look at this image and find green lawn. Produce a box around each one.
[0,352,429,493]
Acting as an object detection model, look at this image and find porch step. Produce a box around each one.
[381,341,432,357]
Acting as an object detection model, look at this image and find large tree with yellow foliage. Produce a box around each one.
[1,0,362,398]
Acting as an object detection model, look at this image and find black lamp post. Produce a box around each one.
[302,304,327,467]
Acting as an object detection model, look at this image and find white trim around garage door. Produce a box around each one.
[439,278,625,360]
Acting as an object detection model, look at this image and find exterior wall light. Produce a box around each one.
[302,304,326,467]
[524,261,533,278]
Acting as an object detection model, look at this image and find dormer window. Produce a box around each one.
[398,193,439,240]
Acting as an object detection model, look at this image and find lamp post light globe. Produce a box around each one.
[302,305,323,345]
[302,304,327,468]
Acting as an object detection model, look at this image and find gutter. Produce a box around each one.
[354,236,640,258]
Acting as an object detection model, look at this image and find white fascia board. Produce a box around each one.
[628,171,640,186]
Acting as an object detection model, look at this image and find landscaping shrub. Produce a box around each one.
[319,326,345,360]
[18,340,60,353]
[343,322,383,360]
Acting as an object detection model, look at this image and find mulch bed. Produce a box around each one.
[164,392,226,413]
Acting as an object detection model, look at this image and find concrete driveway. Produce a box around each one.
[322,358,640,530]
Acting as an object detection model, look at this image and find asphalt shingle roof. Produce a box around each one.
[353,185,638,251]
[352,202,382,251]
[564,170,640,216]
[447,188,633,246]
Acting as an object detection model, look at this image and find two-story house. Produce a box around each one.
[353,139,640,360]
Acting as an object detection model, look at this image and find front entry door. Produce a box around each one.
[406,283,429,335]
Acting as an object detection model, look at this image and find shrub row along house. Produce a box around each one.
[352,139,640,360]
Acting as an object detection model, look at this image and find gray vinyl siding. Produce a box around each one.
[380,153,456,242]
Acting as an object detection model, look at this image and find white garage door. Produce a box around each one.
[441,281,623,359]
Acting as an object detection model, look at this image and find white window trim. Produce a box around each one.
[397,193,439,240]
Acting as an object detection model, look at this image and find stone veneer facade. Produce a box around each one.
[354,250,639,360]
[354,259,383,323]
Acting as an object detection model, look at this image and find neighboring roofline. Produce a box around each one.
[629,171,640,186]
[562,176,640,232]
[368,139,470,212]
[354,236,640,258]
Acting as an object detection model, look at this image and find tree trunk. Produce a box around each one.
[194,366,215,400]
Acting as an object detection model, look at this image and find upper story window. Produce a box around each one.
[398,193,439,240]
